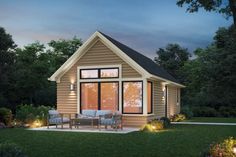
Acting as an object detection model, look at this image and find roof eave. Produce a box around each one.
[150,74,185,88]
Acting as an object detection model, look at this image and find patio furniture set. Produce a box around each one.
[47,110,123,131]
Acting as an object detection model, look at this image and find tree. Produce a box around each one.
[176,0,236,25]
[48,36,83,70]
[154,43,190,81]
[0,27,16,107]
[181,26,236,107]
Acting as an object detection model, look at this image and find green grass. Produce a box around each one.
[185,117,236,123]
[0,125,236,157]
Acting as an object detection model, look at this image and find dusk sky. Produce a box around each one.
[0,0,232,59]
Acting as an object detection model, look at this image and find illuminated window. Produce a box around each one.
[80,82,118,112]
[81,83,98,110]
[123,81,143,114]
[147,82,153,114]
[100,68,119,78]
[101,82,119,111]
[80,69,98,79]
[80,68,119,79]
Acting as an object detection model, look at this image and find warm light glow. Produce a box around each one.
[152,125,156,130]
[70,83,74,91]
[233,145,236,154]
[31,119,42,128]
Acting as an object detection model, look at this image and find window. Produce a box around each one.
[147,82,153,114]
[80,82,119,112]
[101,82,119,111]
[80,69,98,79]
[122,81,143,114]
[80,68,119,79]
[100,68,119,78]
[81,83,98,110]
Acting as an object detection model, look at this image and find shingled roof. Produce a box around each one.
[99,32,180,84]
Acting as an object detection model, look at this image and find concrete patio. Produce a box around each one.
[28,125,139,134]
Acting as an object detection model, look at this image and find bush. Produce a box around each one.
[15,104,51,127]
[160,117,171,128]
[0,108,12,127]
[207,137,236,157]
[192,106,219,117]
[181,106,193,119]
[141,120,164,132]
[170,114,186,122]
[0,142,27,157]
[219,106,236,117]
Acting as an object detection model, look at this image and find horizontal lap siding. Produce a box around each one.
[153,80,165,117]
[167,86,180,116]
[57,40,141,114]
[122,116,148,127]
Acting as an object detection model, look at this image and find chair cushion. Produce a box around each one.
[82,110,96,117]
[96,110,112,117]
[48,110,60,119]
[100,118,114,125]
[49,117,70,124]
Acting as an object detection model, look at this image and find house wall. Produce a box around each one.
[57,39,141,114]
[167,85,180,117]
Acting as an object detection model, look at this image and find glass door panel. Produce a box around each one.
[100,82,119,111]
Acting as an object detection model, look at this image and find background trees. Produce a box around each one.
[0,29,82,110]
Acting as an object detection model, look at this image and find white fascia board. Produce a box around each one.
[151,75,185,88]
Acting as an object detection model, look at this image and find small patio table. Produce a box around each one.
[70,117,99,129]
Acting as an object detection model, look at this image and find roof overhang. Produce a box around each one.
[150,75,185,88]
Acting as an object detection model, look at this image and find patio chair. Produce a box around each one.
[47,110,70,129]
[99,112,123,131]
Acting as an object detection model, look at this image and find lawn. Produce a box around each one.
[0,125,236,157]
[184,117,236,123]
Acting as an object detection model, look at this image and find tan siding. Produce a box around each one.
[57,40,141,114]
[76,40,141,78]
[167,86,180,116]
[122,116,148,127]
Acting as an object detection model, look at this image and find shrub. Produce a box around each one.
[0,108,12,127]
[181,106,193,119]
[160,117,171,128]
[170,114,186,122]
[15,104,51,127]
[208,137,236,157]
[192,106,219,117]
[141,120,164,132]
[0,142,27,157]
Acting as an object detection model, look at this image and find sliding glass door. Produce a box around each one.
[80,82,119,112]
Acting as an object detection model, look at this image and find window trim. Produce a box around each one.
[80,81,119,113]
[147,81,153,114]
[122,81,143,114]
[80,67,119,79]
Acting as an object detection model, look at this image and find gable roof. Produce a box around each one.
[99,32,180,84]
[49,31,184,87]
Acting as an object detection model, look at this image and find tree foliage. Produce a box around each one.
[0,27,16,107]
[176,0,236,25]
[154,43,190,81]
[181,25,236,107]
[0,28,83,110]
[154,26,236,109]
